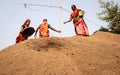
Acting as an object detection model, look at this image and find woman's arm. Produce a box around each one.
[49,26,61,33]
[34,26,40,38]
[63,14,73,24]
[20,25,24,33]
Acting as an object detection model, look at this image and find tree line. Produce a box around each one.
[97,0,120,34]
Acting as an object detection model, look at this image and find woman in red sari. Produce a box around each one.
[16,19,31,43]
[64,5,89,36]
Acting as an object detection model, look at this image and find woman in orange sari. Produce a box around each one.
[34,19,61,38]
[64,5,89,36]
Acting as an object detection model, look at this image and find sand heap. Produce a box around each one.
[0,32,120,75]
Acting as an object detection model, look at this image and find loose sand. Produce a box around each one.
[0,32,120,75]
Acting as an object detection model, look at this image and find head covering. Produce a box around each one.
[71,4,76,11]
[23,19,31,25]
[43,19,47,21]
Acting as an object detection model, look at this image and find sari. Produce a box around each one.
[39,22,49,37]
[71,9,89,35]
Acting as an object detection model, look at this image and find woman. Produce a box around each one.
[16,19,31,43]
[34,19,61,38]
[64,5,89,36]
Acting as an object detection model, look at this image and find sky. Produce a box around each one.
[0,0,120,50]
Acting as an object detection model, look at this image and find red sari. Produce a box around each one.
[16,19,30,43]
[71,9,89,36]
[16,32,25,43]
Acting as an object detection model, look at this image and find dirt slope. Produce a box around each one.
[0,31,120,75]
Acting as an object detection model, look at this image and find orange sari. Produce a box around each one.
[39,23,49,37]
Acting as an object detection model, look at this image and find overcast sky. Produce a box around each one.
[0,0,120,50]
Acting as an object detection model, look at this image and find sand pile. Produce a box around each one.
[0,31,120,75]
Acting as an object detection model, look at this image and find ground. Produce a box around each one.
[0,31,120,75]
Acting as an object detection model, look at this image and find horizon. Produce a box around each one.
[0,0,120,50]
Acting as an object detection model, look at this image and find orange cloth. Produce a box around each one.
[39,22,49,37]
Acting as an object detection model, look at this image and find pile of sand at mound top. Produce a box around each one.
[1,32,120,75]
[0,38,81,75]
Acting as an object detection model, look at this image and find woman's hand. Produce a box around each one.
[57,30,61,33]
[63,21,67,24]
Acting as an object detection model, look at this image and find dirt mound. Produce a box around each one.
[0,31,120,75]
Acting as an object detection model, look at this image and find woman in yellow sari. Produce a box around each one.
[34,19,61,38]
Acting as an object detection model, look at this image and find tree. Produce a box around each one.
[98,26,109,32]
[97,0,120,34]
